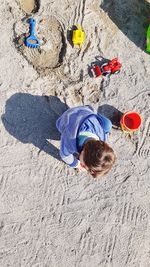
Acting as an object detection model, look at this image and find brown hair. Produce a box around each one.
[82,139,116,178]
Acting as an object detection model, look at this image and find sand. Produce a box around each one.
[0,0,150,266]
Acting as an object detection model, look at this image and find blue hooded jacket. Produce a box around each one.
[56,106,112,168]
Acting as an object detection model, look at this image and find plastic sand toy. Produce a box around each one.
[91,58,122,78]
[25,18,40,49]
[72,25,84,48]
[120,111,142,133]
[146,24,150,53]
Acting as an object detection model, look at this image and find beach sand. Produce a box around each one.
[0,0,150,266]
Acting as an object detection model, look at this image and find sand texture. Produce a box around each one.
[0,0,150,266]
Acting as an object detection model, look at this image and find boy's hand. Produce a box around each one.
[76,162,87,172]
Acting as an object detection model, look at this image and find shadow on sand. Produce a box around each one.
[2,93,68,161]
[100,0,150,50]
[98,104,123,128]
[2,94,123,162]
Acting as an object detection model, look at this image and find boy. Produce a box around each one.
[56,105,116,178]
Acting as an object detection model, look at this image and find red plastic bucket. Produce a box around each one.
[120,111,142,132]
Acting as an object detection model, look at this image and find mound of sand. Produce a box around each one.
[15,16,64,73]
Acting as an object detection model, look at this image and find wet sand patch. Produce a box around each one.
[19,0,40,14]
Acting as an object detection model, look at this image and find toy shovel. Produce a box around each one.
[25,18,40,48]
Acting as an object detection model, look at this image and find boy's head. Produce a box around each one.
[79,139,116,178]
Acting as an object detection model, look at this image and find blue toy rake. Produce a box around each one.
[25,18,40,48]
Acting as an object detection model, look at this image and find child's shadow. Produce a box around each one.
[2,93,69,160]
[98,104,123,128]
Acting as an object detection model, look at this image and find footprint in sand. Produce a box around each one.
[137,119,150,159]
[14,16,65,73]
[19,0,40,14]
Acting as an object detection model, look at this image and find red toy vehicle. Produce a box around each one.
[91,58,122,78]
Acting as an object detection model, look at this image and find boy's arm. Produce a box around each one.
[59,138,80,168]
[60,150,80,168]
[97,113,112,133]
[97,113,112,141]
